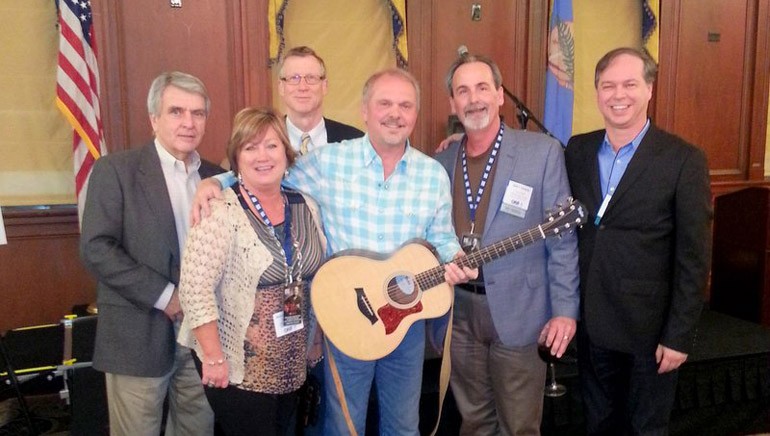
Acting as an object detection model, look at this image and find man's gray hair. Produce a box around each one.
[147,71,210,116]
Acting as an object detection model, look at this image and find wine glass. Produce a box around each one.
[537,343,567,398]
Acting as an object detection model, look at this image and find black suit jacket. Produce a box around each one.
[565,125,712,354]
[80,143,223,376]
[324,117,363,142]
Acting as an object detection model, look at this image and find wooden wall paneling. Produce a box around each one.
[675,0,747,179]
[93,0,129,154]
[240,0,273,109]
[406,0,431,152]
[0,209,96,333]
[523,1,549,125]
[749,0,770,180]
[93,0,252,164]
[657,0,770,187]
[423,0,521,152]
[406,0,548,154]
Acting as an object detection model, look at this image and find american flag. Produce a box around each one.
[55,0,106,223]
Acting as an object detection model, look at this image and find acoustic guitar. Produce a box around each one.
[311,199,586,360]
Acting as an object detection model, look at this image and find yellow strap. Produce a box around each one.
[12,323,58,331]
[429,290,453,436]
[326,337,358,436]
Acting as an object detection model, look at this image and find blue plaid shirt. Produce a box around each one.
[215,135,461,261]
[286,135,461,262]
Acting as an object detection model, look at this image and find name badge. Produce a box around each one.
[594,194,612,225]
[461,233,482,253]
[274,311,304,338]
[501,180,533,218]
[283,283,303,326]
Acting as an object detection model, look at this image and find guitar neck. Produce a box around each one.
[416,225,546,290]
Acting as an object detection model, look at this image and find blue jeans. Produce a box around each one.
[323,321,425,435]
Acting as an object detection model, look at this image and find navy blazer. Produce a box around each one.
[81,143,223,377]
[565,125,712,354]
[435,124,579,347]
[324,117,364,143]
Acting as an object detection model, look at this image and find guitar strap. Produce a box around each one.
[326,336,358,435]
[326,289,455,436]
[430,297,454,436]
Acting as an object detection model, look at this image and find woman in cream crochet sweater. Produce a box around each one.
[178,107,325,435]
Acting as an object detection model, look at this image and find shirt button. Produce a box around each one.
[378,235,384,240]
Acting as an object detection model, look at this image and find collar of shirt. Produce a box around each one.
[597,119,650,198]
[154,139,202,175]
[153,139,202,255]
[600,118,651,157]
[285,116,328,152]
[360,134,410,175]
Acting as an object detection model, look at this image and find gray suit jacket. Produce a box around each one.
[80,143,223,377]
[435,124,579,347]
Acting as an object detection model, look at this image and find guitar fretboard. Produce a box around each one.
[415,226,545,291]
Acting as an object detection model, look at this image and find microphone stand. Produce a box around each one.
[501,85,564,147]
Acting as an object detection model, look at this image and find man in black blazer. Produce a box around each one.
[565,47,712,435]
[275,45,363,436]
[81,72,222,435]
[277,46,363,154]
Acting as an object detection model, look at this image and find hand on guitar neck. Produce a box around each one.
[444,252,479,286]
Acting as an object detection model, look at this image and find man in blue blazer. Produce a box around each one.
[565,47,712,435]
[81,72,222,435]
[434,53,579,435]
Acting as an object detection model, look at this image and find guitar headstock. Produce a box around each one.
[543,197,586,237]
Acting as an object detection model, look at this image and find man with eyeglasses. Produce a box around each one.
[277,46,363,155]
[275,46,364,436]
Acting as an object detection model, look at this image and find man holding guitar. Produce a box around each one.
[433,53,580,435]
[192,68,476,435]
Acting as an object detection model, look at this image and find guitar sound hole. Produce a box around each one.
[385,274,420,308]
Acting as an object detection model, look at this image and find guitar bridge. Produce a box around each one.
[355,288,379,325]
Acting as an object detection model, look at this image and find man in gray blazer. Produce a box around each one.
[81,71,221,435]
[434,54,579,435]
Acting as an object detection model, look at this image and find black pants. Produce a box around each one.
[577,326,679,436]
[193,352,299,436]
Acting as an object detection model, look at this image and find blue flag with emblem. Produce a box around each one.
[543,0,574,147]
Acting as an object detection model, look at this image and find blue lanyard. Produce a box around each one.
[240,183,298,281]
[461,123,504,223]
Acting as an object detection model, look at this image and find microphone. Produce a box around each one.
[501,85,564,147]
[457,45,469,57]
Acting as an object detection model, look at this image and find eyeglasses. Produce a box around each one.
[280,74,325,85]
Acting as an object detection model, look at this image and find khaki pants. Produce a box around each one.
[104,345,214,436]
